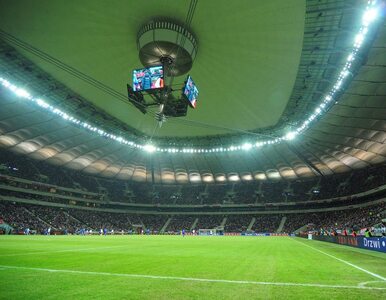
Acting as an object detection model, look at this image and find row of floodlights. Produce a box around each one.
[0,2,380,154]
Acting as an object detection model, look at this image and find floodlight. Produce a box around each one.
[15,88,30,99]
[355,32,365,46]
[285,131,297,141]
[143,144,156,153]
[362,8,378,25]
[242,143,252,151]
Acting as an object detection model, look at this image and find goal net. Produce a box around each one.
[198,229,217,236]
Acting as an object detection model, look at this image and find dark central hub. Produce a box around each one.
[160,55,174,66]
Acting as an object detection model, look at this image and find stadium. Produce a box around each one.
[0,0,385,299]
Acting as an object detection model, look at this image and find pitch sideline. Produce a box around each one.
[292,238,386,281]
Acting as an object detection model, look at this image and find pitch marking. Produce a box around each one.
[0,265,385,290]
[0,245,127,257]
[358,281,386,288]
[292,238,386,281]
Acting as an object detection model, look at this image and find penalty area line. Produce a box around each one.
[0,265,385,290]
[292,238,386,282]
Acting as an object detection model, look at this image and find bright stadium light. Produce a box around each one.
[14,88,31,99]
[341,69,350,78]
[242,143,252,151]
[36,98,49,108]
[285,131,297,141]
[354,32,365,47]
[362,8,378,25]
[324,95,332,102]
[143,144,156,153]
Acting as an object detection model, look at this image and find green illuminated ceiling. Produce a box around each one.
[0,0,305,137]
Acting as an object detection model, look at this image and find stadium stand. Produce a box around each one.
[283,202,386,234]
[167,215,196,232]
[225,215,252,233]
[1,149,385,205]
[0,149,385,235]
[1,200,384,236]
[252,215,283,233]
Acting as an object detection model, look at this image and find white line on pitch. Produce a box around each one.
[358,281,386,288]
[0,265,385,290]
[292,238,386,282]
[0,245,127,257]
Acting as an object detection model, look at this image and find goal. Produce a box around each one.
[198,226,224,236]
[198,229,217,236]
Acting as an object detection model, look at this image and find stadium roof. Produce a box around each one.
[0,0,307,138]
[0,0,385,183]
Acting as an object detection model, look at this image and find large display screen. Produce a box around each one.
[183,75,199,108]
[132,65,164,92]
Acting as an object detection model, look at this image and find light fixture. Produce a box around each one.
[285,131,297,141]
[362,8,378,25]
[143,144,156,153]
[242,143,252,151]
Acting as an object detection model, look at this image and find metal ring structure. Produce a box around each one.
[137,19,198,77]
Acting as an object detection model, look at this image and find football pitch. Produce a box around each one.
[0,235,385,299]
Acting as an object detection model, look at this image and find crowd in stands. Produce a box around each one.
[252,215,283,233]
[0,202,46,233]
[225,215,252,232]
[196,215,224,229]
[140,215,168,232]
[283,202,386,235]
[68,209,133,233]
[168,215,196,232]
[0,200,384,236]
[0,148,385,236]
[27,205,82,233]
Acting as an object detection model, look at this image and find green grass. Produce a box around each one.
[0,235,385,299]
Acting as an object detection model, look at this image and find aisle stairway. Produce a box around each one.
[247,217,256,231]
[160,217,172,233]
[190,218,199,231]
[276,216,287,233]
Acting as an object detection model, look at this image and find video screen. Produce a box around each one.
[132,65,164,92]
[183,76,199,108]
